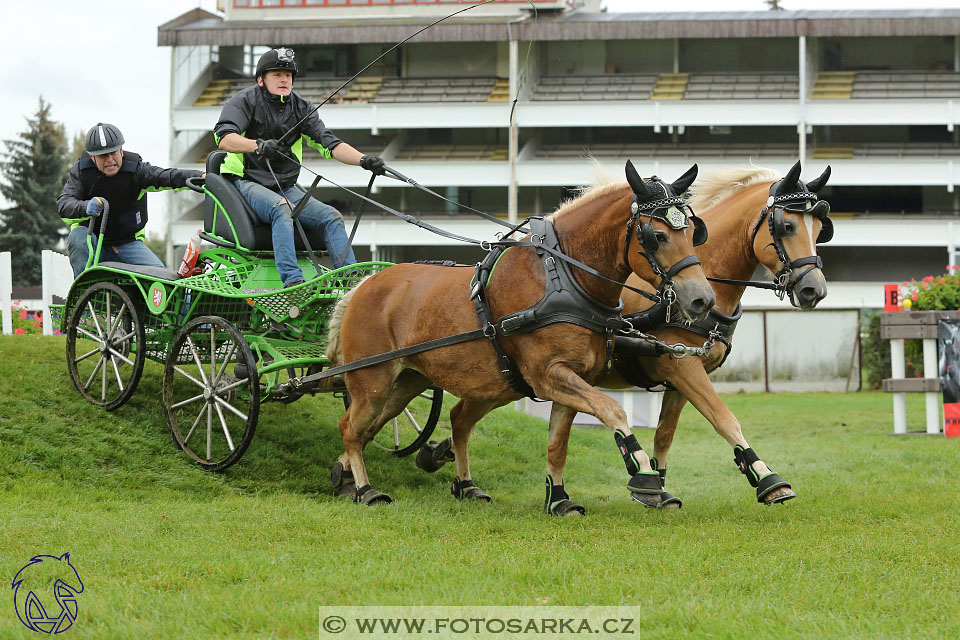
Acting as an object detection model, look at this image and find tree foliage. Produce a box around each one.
[0,97,70,285]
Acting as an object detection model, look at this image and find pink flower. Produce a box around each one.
[18,309,27,319]
[912,293,918,300]
[922,275,934,282]
[14,328,24,335]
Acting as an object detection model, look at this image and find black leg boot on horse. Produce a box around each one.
[544,476,585,516]
[614,429,663,508]
[733,445,795,504]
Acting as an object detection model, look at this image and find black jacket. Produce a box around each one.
[57,151,201,243]
[213,85,342,189]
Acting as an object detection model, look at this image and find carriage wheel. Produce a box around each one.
[65,282,145,411]
[343,387,443,457]
[163,316,260,471]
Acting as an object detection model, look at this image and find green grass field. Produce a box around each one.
[2,335,958,639]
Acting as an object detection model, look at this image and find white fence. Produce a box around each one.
[0,250,73,335]
[0,252,10,334]
[41,250,73,335]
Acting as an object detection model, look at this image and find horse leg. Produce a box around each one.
[544,403,586,516]
[334,374,403,506]
[445,398,498,502]
[641,389,686,510]
[665,358,795,505]
[538,365,662,507]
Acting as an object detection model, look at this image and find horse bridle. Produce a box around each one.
[624,179,708,319]
[749,180,833,301]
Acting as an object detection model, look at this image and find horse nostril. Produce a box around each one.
[690,295,712,318]
[799,287,820,305]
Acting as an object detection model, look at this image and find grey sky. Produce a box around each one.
[2,0,957,235]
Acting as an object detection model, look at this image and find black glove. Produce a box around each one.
[359,154,386,176]
[255,139,281,161]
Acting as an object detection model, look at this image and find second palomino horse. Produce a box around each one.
[607,160,832,509]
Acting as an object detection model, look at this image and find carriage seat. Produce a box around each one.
[96,261,181,281]
[202,151,327,253]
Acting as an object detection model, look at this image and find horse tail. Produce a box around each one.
[325,275,373,365]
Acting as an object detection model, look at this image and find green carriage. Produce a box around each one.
[53,152,441,471]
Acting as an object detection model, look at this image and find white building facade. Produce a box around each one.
[159,2,960,311]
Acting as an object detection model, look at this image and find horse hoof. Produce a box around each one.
[630,491,663,508]
[547,500,586,516]
[451,477,492,502]
[330,462,355,498]
[763,486,796,505]
[756,473,793,504]
[415,438,454,473]
[353,484,393,506]
[660,491,683,510]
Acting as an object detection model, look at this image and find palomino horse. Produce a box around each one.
[601,160,832,509]
[325,162,715,506]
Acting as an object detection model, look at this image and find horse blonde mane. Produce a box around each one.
[549,160,627,221]
[688,166,782,212]
[547,162,782,220]
[325,274,375,364]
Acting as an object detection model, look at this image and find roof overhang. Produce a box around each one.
[158,9,960,47]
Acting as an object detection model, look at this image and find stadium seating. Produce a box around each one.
[812,71,960,100]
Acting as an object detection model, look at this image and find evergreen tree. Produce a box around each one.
[765,0,785,10]
[0,97,70,285]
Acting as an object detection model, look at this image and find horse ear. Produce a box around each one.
[671,163,698,195]
[806,165,832,193]
[782,160,802,192]
[625,159,649,197]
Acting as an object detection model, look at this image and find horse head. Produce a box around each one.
[753,160,832,309]
[624,160,715,322]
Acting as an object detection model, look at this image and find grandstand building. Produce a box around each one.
[158,1,960,310]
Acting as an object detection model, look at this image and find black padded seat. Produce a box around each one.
[203,151,327,252]
[97,261,181,281]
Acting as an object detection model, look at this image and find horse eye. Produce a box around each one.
[655,231,668,243]
[783,222,796,234]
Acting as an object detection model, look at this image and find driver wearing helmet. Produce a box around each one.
[213,47,386,288]
[57,122,204,278]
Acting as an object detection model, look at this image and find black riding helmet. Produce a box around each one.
[85,122,124,156]
[255,47,298,79]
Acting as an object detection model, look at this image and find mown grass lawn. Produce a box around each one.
[2,335,958,639]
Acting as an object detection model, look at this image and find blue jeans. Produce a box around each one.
[235,180,357,286]
[67,225,165,278]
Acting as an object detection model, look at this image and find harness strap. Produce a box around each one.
[472,266,539,400]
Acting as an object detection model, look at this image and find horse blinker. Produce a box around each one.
[691,215,708,246]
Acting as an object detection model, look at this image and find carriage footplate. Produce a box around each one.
[415,437,455,473]
[451,477,491,502]
[330,462,356,498]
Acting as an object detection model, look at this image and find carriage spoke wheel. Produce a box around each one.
[163,316,260,471]
[65,282,145,410]
[343,387,443,457]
